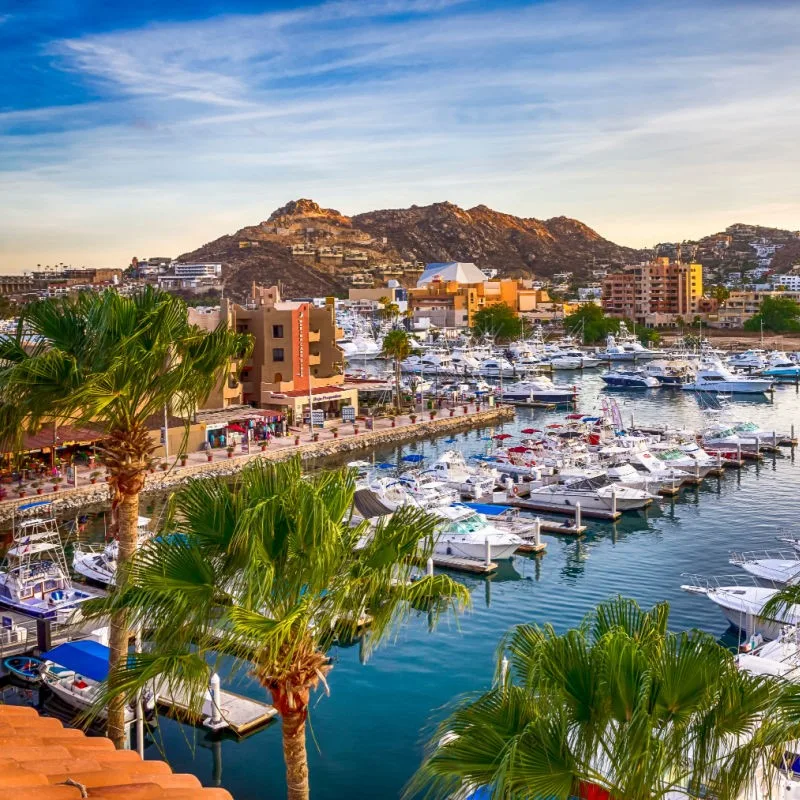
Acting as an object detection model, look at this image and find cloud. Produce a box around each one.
[2,0,800,267]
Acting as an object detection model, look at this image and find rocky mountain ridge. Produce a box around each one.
[177,198,639,299]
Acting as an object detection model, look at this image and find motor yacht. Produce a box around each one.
[601,369,660,389]
[682,581,799,641]
[599,324,666,362]
[682,360,772,394]
[72,516,152,586]
[368,473,458,511]
[526,474,654,512]
[498,377,576,405]
[0,504,101,621]
[424,451,498,500]
[727,349,766,371]
[643,360,692,386]
[478,357,518,379]
[730,550,800,585]
[431,505,523,560]
[761,351,800,378]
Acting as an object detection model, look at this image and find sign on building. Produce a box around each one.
[341,406,356,423]
[311,409,326,429]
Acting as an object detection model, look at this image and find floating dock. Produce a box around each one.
[507,498,622,521]
[430,554,498,574]
[534,518,587,536]
[155,681,277,737]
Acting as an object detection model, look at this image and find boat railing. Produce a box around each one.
[730,549,800,565]
[0,616,37,657]
[680,572,762,592]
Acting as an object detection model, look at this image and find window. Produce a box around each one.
[272,348,285,362]
[272,324,284,338]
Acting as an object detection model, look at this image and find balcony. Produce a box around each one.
[308,329,321,343]
[308,353,321,366]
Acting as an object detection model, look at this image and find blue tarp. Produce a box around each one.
[41,639,110,683]
[401,454,425,463]
[462,502,510,515]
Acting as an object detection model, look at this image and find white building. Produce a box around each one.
[172,263,222,278]
[771,274,800,291]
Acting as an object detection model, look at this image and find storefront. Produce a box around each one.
[195,407,286,449]
[260,385,359,427]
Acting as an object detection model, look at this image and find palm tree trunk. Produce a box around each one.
[107,489,141,748]
[395,358,401,411]
[281,709,310,800]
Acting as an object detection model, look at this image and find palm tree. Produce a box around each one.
[0,287,249,747]
[382,328,414,411]
[88,458,469,800]
[411,597,800,800]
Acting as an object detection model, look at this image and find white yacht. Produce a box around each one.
[599,324,666,362]
[424,451,497,500]
[762,351,800,378]
[649,443,718,478]
[550,350,602,370]
[478,357,518,379]
[401,351,456,374]
[526,474,654,512]
[498,377,576,405]
[72,516,152,586]
[682,582,799,641]
[0,504,101,621]
[682,360,772,395]
[431,505,523,560]
[727,349,766,370]
[730,550,800,585]
[601,369,660,389]
[368,473,458,511]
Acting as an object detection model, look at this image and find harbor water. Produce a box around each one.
[5,372,800,798]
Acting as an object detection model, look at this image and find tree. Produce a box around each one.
[745,295,800,333]
[382,328,414,411]
[410,597,800,800]
[0,287,249,747]
[471,303,522,343]
[562,303,619,344]
[89,458,469,800]
[709,284,730,304]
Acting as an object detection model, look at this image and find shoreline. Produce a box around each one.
[0,405,515,523]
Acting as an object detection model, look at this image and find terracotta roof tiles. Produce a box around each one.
[0,705,232,799]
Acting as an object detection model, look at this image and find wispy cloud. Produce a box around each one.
[2,0,800,267]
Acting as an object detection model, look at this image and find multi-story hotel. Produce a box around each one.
[603,258,703,325]
[189,284,356,424]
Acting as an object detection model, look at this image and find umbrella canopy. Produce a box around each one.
[507,445,531,453]
[493,433,512,440]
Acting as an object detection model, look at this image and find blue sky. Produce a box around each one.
[1,0,799,269]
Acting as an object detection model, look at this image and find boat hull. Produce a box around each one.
[434,539,519,560]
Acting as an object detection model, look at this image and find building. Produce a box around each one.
[771,274,800,291]
[602,258,703,326]
[173,263,222,278]
[196,285,356,424]
[417,262,487,286]
[711,290,800,328]
[408,276,546,328]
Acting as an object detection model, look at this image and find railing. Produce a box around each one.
[680,572,762,592]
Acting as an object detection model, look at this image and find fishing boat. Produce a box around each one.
[424,451,497,500]
[72,516,152,587]
[643,360,692,386]
[0,502,101,620]
[601,369,660,389]
[727,349,766,370]
[598,324,666,362]
[41,639,155,723]
[682,360,772,395]
[3,655,44,684]
[431,505,523,560]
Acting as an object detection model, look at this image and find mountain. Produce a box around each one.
[177,198,641,300]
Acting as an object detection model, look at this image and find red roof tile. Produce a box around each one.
[0,705,233,799]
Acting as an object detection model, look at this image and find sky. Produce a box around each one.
[1,0,799,270]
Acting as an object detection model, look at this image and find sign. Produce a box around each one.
[311,410,325,429]
[341,406,356,423]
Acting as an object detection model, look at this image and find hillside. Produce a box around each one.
[177,198,641,300]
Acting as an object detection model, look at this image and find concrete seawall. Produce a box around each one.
[0,405,514,523]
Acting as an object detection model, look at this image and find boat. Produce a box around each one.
[3,655,44,684]
[601,369,660,389]
[41,639,155,724]
[737,625,800,680]
[682,360,773,395]
[478,357,518,379]
[681,581,799,640]
[761,351,800,378]
[424,451,497,500]
[0,502,102,620]
[598,324,666,362]
[72,516,152,586]
[367,473,459,512]
[431,505,523,560]
[643,359,692,386]
[730,550,800,585]
[727,349,766,370]
[526,474,654,512]
[498,377,576,405]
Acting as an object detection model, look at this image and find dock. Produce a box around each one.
[155,681,277,737]
[430,554,498,574]
[507,498,622,521]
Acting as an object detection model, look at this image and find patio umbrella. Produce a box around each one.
[493,433,512,440]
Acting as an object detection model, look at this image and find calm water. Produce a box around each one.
[9,373,800,798]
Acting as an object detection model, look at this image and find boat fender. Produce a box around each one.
[511,485,520,496]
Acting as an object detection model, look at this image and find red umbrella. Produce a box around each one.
[493,433,512,440]
[546,423,563,428]
[507,445,530,453]
[227,424,247,433]
[520,428,538,434]
[565,413,582,420]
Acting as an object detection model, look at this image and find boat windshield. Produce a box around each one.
[448,514,486,534]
